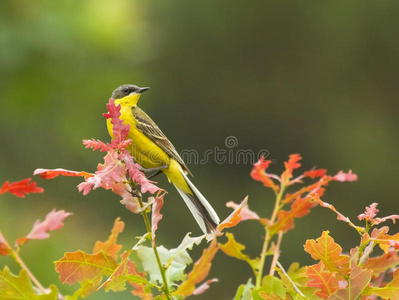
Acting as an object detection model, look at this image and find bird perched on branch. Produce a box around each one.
[107,84,220,234]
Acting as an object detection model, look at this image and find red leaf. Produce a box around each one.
[16,209,72,246]
[0,232,11,256]
[152,195,164,247]
[303,169,327,179]
[104,98,131,144]
[334,170,358,182]
[250,157,279,192]
[34,168,93,180]
[0,178,43,197]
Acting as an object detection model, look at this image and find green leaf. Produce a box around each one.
[137,245,192,285]
[218,233,260,275]
[276,262,317,299]
[364,268,399,299]
[0,267,58,299]
[233,278,254,300]
[253,275,286,300]
[167,233,205,266]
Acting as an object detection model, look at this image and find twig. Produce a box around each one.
[256,184,286,288]
[276,261,305,297]
[136,192,172,300]
[269,231,283,276]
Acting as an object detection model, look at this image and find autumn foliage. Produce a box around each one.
[1,99,399,299]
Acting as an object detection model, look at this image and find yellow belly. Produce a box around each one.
[106,105,191,193]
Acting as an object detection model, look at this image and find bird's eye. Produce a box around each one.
[122,88,130,94]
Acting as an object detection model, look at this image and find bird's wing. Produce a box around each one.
[132,106,192,176]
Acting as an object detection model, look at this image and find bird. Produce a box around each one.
[107,84,220,234]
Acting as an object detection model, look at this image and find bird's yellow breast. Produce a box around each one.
[107,96,191,194]
[106,103,171,170]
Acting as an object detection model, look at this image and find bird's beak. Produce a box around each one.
[138,87,150,94]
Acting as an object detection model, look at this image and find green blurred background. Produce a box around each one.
[1,0,398,299]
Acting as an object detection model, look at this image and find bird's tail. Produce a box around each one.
[173,168,220,234]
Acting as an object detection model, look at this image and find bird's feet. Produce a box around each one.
[140,164,169,180]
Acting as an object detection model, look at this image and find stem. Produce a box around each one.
[256,228,271,288]
[137,196,171,300]
[255,184,286,289]
[0,231,47,295]
[269,231,283,276]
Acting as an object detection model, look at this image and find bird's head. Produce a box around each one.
[111,84,150,106]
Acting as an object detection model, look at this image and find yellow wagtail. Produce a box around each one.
[108,84,220,233]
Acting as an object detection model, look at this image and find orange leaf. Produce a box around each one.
[304,261,339,299]
[250,157,279,192]
[55,250,117,285]
[34,168,93,179]
[217,196,250,232]
[281,154,302,184]
[175,238,218,297]
[304,231,350,275]
[0,178,43,197]
[329,255,372,300]
[282,178,331,204]
[378,231,399,253]
[269,196,317,234]
[364,250,399,278]
[93,218,124,259]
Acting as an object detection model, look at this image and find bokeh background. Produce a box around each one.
[1,1,398,299]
